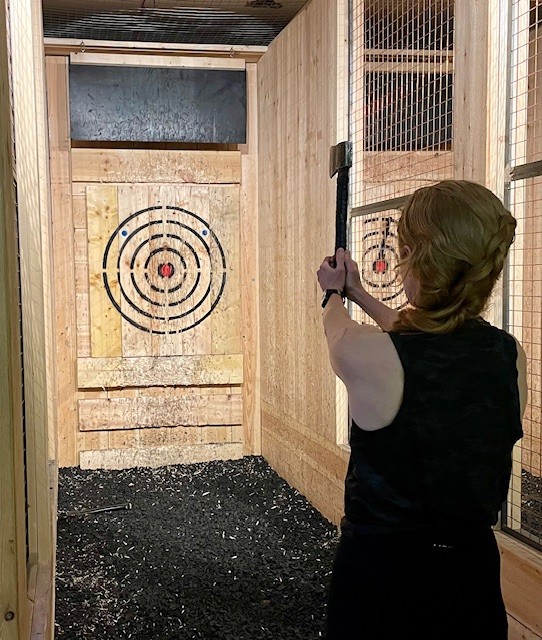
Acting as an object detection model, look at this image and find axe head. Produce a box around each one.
[329,140,352,178]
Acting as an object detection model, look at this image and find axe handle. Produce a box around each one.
[335,166,349,253]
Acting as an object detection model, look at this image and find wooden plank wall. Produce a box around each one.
[257,0,349,527]
[10,0,55,566]
[3,0,56,637]
[0,2,29,637]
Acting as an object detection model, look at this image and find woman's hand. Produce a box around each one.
[317,248,347,292]
[343,249,365,300]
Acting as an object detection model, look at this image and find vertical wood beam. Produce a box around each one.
[240,62,261,455]
[10,0,55,568]
[45,55,78,468]
[335,0,350,445]
[8,0,56,636]
[453,0,490,183]
[0,2,29,638]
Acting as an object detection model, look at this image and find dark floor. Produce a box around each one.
[55,455,340,640]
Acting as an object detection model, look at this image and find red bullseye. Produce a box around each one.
[158,262,174,279]
[373,259,387,274]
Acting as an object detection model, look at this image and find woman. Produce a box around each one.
[317,180,527,640]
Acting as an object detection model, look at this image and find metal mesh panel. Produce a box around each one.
[41,0,308,46]
[500,0,542,552]
[350,0,454,209]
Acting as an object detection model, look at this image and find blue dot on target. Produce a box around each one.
[202,229,209,236]
[121,229,128,237]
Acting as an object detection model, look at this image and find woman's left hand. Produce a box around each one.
[317,248,347,292]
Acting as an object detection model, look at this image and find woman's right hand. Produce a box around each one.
[344,250,365,300]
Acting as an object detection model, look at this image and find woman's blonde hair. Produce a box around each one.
[393,179,517,334]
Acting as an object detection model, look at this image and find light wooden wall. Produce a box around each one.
[0,2,29,637]
[257,0,349,527]
[2,0,56,637]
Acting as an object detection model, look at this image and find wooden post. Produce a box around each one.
[0,2,30,637]
[453,0,490,183]
[335,0,350,446]
[46,55,79,469]
[7,0,56,636]
[240,62,262,456]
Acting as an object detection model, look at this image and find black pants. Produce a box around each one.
[325,527,508,640]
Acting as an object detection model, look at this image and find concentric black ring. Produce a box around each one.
[360,215,407,308]
[102,205,227,333]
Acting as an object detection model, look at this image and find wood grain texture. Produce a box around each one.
[87,184,122,357]
[79,393,242,430]
[240,61,261,456]
[77,424,239,451]
[453,0,489,182]
[72,149,242,184]
[0,1,28,635]
[78,354,243,388]
[44,37,267,62]
[70,52,246,70]
[498,532,542,638]
[257,0,342,522]
[79,442,244,470]
[10,0,56,611]
[47,56,79,468]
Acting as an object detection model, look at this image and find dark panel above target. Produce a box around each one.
[69,64,247,144]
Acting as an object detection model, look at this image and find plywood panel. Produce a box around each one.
[116,184,155,357]
[0,1,28,635]
[498,532,542,638]
[45,37,267,63]
[72,149,241,184]
[78,354,243,388]
[79,442,244,470]
[79,393,242,430]
[258,0,339,450]
[70,52,246,70]
[453,0,489,182]
[47,56,79,466]
[209,185,241,355]
[240,61,261,456]
[10,0,57,583]
[85,181,239,359]
[262,409,346,528]
[363,151,453,183]
[87,184,122,357]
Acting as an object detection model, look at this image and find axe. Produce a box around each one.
[329,140,352,265]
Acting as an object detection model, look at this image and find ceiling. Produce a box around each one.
[41,0,311,47]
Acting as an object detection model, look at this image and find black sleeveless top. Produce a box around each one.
[342,318,523,534]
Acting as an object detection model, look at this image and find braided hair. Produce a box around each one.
[393,180,517,334]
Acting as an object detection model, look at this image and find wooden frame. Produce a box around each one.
[45,37,266,62]
[1,0,56,638]
[69,51,246,70]
[0,2,30,637]
[46,42,262,467]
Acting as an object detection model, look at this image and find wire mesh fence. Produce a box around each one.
[41,0,307,46]
[350,0,454,210]
[503,0,542,549]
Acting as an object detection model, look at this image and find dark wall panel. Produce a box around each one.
[69,65,246,143]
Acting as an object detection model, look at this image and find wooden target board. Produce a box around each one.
[352,211,408,320]
[102,204,226,334]
[82,182,240,364]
